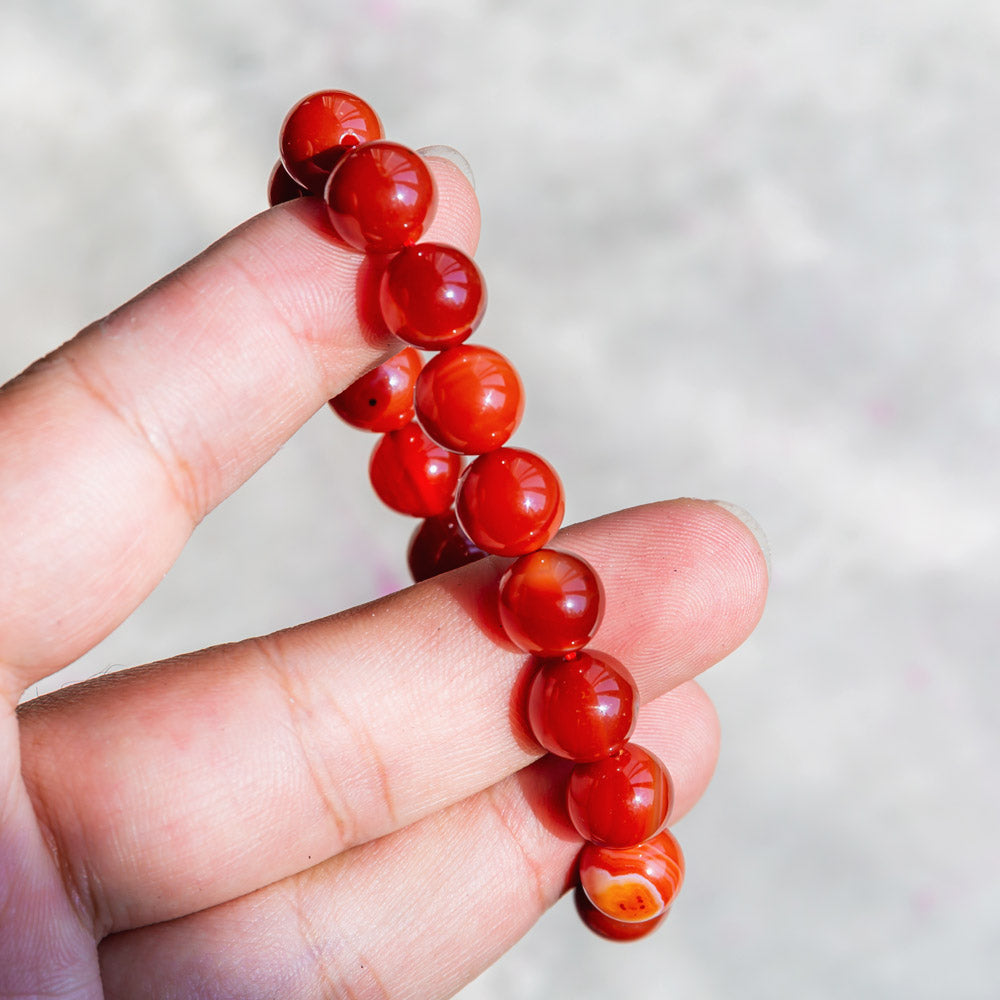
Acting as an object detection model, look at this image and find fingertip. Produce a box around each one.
[554,500,768,699]
[650,496,770,635]
[709,500,771,582]
[418,146,475,190]
[423,155,481,256]
[687,497,770,626]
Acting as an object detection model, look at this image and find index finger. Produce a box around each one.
[0,160,480,694]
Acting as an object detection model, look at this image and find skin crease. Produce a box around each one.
[0,155,768,999]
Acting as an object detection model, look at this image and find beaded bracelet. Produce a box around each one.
[269,90,685,940]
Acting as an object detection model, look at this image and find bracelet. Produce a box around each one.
[269,90,685,940]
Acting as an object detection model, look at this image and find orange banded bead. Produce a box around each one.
[579,828,685,923]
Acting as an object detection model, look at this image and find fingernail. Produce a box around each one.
[710,501,771,578]
[418,145,475,190]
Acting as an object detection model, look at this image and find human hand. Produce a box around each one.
[0,158,768,999]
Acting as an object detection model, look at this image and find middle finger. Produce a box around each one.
[19,499,767,937]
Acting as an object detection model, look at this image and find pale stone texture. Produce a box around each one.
[2,1,998,997]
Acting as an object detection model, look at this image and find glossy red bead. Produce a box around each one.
[267,160,307,206]
[368,422,461,518]
[526,651,638,762]
[573,884,668,942]
[330,347,421,433]
[325,141,437,253]
[279,90,383,195]
[498,549,604,655]
[455,448,565,557]
[407,510,488,582]
[566,743,673,848]
[379,242,486,349]
[414,345,523,454]
[579,828,685,924]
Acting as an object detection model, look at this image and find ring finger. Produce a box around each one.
[99,680,720,1000]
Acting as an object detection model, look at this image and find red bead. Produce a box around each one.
[573,884,668,942]
[267,160,307,206]
[498,549,604,655]
[325,141,437,253]
[455,448,564,557]
[407,510,488,582]
[566,743,673,848]
[526,651,638,762]
[279,90,383,195]
[368,422,461,517]
[379,242,486,349]
[414,345,523,454]
[579,828,684,923]
[330,347,421,433]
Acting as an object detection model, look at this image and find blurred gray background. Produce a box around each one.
[2,1,998,997]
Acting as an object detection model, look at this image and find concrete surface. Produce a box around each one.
[2,1,997,997]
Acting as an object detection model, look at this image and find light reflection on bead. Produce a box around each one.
[566,742,673,848]
[415,345,523,454]
[280,90,383,195]
[325,141,437,253]
[368,422,461,517]
[498,549,604,655]
[526,650,637,761]
[380,242,486,349]
[455,448,564,556]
